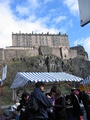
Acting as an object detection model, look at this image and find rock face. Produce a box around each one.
[44,55,90,79]
[0,46,90,85]
[70,46,88,61]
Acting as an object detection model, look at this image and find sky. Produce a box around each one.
[0,0,90,60]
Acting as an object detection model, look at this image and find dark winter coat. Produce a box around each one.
[17,99,28,120]
[71,93,83,117]
[54,95,67,120]
[79,91,90,120]
[29,88,52,120]
[79,91,90,107]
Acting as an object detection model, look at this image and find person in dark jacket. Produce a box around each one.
[28,82,53,120]
[79,91,90,120]
[45,92,54,120]
[70,89,83,120]
[50,85,67,120]
[16,92,29,120]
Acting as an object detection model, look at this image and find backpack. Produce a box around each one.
[26,92,39,115]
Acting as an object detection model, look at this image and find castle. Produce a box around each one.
[0,32,88,61]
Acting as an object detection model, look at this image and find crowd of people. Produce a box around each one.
[15,82,90,120]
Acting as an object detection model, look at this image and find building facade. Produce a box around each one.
[12,32,69,48]
[0,32,88,61]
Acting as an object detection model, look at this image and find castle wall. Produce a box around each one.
[39,46,52,55]
[0,48,39,61]
[70,46,88,60]
[26,48,38,57]
[39,46,61,58]
[59,47,78,59]
[61,47,69,59]
[0,49,5,61]
[0,46,78,61]
[52,48,61,58]
[68,49,77,59]
[4,50,17,60]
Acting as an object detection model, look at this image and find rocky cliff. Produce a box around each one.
[0,46,90,86]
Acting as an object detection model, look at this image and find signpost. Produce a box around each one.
[78,0,90,26]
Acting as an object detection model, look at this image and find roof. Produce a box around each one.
[80,75,90,85]
[11,72,83,89]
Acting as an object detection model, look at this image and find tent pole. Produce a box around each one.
[12,89,16,103]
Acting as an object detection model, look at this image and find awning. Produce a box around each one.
[11,72,83,89]
[80,75,90,85]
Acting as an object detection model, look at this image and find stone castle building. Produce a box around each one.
[12,31,69,48]
[0,32,88,61]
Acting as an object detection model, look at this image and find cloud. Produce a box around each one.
[52,16,66,24]
[68,19,73,28]
[74,37,90,60]
[63,0,79,16]
[16,6,30,16]
[28,0,40,8]
[0,1,16,48]
[12,0,40,18]
[0,0,66,48]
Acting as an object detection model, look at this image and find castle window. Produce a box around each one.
[46,36,48,45]
[16,35,18,40]
[17,40,20,46]
[39,36,41,46]
[36,35,38,44]
[52,36,55,46]
[41,36,44,45]
[64,54,66,58]
[16,35,20,46]
[21,35,25,46]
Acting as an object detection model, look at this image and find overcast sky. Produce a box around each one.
[0,0,90,60]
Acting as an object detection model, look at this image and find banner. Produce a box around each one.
[2,65,7,81]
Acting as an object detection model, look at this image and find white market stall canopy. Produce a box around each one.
[11,72,83,89]
[80,75,90,85]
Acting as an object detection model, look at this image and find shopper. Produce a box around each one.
[28,82,53,120]
[50,85,67,120]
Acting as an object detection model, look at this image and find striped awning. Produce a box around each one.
[80,75,90,85]
[11,72,83,89]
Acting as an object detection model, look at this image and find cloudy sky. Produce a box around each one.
[0,0,90,59]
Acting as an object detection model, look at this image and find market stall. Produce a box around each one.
[11,72,83,101]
